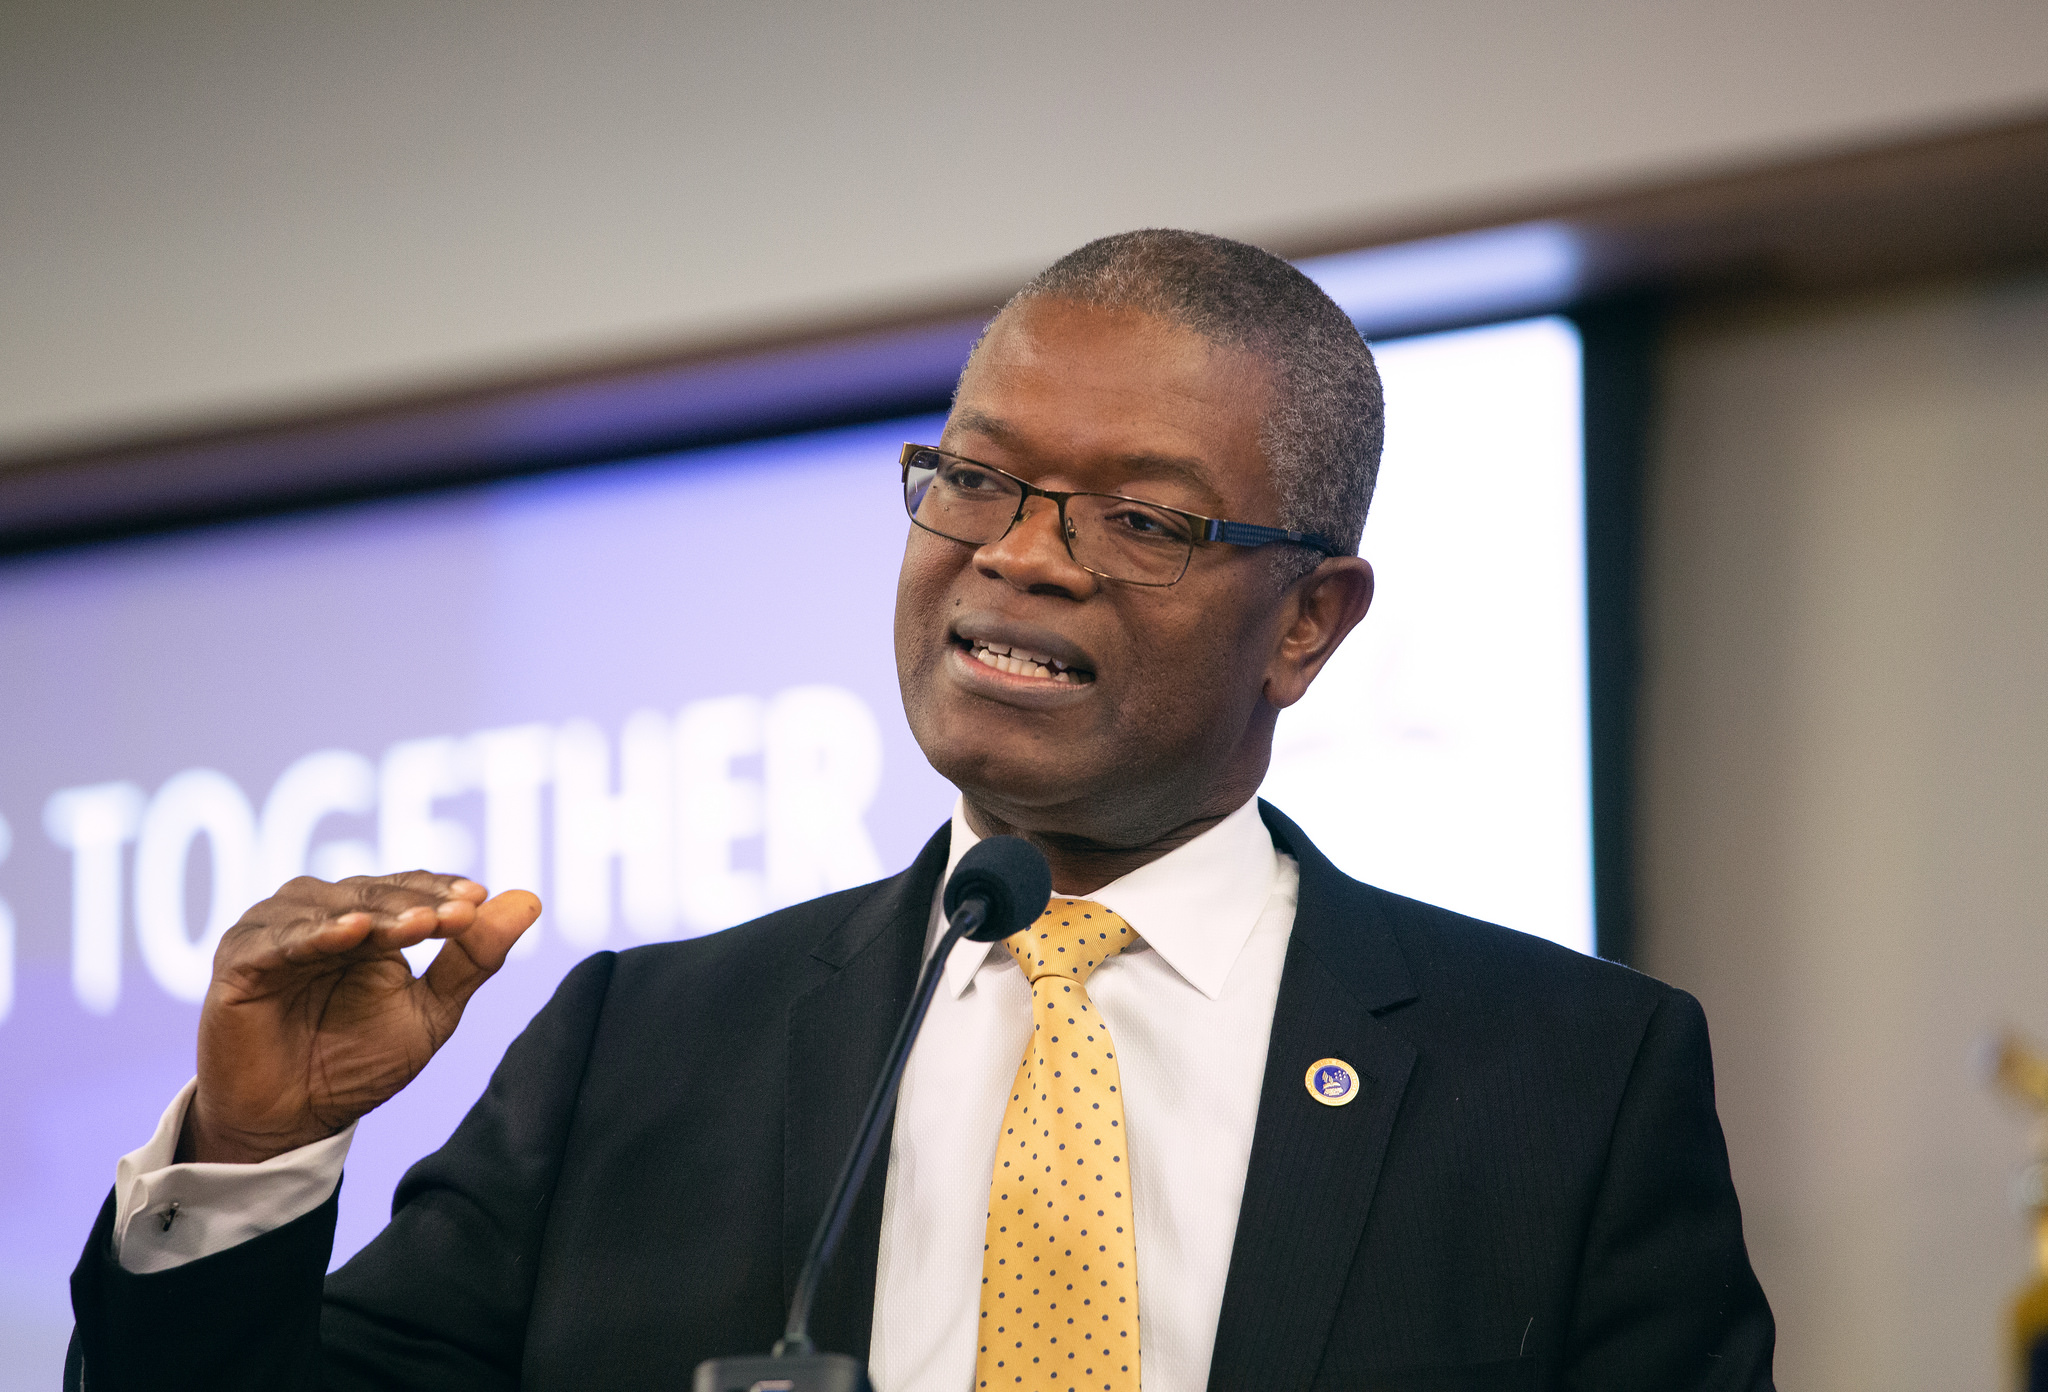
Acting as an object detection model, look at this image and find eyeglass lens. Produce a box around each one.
[904,450,1194,585]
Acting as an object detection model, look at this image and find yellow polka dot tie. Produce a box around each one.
[976,898,1140,1392]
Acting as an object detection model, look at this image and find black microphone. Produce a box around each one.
[943,834,1055,945]
[693,836,1053,1392]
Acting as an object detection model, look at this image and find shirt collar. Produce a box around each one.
[934,794,1278,1001]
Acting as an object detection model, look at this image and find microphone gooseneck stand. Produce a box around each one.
[693,835,1053,1392]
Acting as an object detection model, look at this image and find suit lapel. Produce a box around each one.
[1205,804,1421,1392]
[783,823,953,1360]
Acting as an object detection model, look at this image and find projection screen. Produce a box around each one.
[0,314,1587,1380]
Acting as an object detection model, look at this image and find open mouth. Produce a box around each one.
[958,637,1095,685]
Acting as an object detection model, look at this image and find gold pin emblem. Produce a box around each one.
[1305,1057,1359,1106]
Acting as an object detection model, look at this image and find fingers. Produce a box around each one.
[310,873,482,927]
[275,911,378,962]
[355,891,483,951]
[268,870,483,921]
[335,871,486,919]
[374,869,489,903]
[422,891,543,1013]
[221,873,488,980]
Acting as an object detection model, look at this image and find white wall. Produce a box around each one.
[3,0,2047,454]
[10,5,2048,1381]
[1641,269,2048,1390]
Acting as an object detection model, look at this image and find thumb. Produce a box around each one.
[422,889,543,1013]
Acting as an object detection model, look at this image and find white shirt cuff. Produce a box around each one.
[112,1077,355,1275]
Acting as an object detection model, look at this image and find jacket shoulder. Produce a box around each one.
[1357,882,1695,1074]
[1368,882,1659,999]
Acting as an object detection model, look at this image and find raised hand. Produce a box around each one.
[178,871,543,1165]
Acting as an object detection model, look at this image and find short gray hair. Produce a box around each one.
[976,229,1383,563]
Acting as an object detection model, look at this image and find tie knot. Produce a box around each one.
[1007,898,1134,985]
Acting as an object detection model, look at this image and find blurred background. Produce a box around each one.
[3,2,2047,1387]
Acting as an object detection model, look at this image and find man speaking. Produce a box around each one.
[69,230,1775,1390]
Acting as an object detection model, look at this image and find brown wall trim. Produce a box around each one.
[5,109,2045,553]
[1281,106,2048,294]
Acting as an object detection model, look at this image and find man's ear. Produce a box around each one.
[1262,557,1373,710]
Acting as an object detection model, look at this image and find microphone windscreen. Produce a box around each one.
[943,836,1053,942]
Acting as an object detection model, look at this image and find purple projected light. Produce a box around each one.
[0,415,957,1376]
[0,319,1588,1387]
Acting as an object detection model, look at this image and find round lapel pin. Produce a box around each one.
[1305,1057,1360,1106]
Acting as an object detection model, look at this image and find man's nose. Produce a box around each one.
[974,499,1097,597]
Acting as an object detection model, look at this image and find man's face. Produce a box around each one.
[894,296,1333,847]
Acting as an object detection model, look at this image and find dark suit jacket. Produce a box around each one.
[69,804,1774,1391]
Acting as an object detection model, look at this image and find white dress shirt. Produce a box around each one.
[112,796,1298,1392]
[872,797,1296,1392]
[113,1078,356,1275]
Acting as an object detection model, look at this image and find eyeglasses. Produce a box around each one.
[900,444,1338,587]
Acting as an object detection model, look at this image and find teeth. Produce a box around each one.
[968,639,1083,683]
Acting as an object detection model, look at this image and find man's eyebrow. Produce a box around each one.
[945,410,1228,512]
[1108,453,1225,510]
[945,408,1016,445]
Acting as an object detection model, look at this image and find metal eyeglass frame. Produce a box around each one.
[899,443,1339,588]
